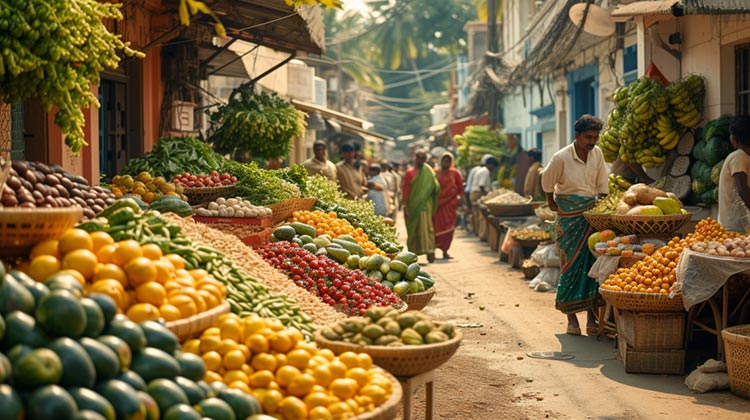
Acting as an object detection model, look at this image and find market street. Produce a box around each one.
[393,220,750,420]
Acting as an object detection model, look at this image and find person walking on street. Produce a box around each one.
[302,140,337,180]
[718,115,750,233]
[402,151,440,263]
[380,161,399,220]
[433,152,465,260]
[336,143,366,199]
[469,156,499,234]
[366,163,391,217]
[541,114,609,336]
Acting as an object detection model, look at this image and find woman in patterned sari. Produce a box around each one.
[541,115,609,335]
[402,151,440,263]
[433,152,464,259]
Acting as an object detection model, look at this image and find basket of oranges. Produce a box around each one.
[0,207,84,256]
[164,300,231,341]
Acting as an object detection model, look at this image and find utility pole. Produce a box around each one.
[487,0,498,128]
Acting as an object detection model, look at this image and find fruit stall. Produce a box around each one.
[0,126,460,420]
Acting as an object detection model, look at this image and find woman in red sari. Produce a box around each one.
[433,152,465,259]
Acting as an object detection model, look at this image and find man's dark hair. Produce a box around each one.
[574,114,604,134]
[528,148,542,162]
[485,157,499,167]
[730,115,750,146]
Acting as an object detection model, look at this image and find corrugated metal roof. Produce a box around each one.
[611,0,750,17]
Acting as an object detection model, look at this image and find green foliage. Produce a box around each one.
[224,161,301,206]
[207,87,306,160]
[121,137,227,179]
[455,125,508,167]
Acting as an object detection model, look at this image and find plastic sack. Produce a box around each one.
[588,255,620,284]
[529,267,560,290]
[685,369,729,393]
[531,243,559,268]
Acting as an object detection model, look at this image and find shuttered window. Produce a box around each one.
[737,44,750,115]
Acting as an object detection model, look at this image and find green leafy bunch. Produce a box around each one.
[121,137,227,179]
[274,164,308,196]
[207,87,306,160]
[225,160,300,206]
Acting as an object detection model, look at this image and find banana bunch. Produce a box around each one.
[590,190,624,214]
[0,0,144,155]
[608,173,633,193]
[655,114,681,150]
[668,74,705,128]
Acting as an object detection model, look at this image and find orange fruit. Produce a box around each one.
[286,349,311,370]
[278,396,308,420]
[28,255,61,282]
[311,364,333,387]
[140,243,163,260]
[251,353,277,372]
[112,240,143,266]
[228,381,252,394]
[62,249,98,280]
[249,370,275,388]
[262,389,284,414]
[158,304,182,322]
[135,281,167,306]
[269,331,294,353]
[124,257,157,287]
[201,351,223,372]
[246,334,270,354]
[93,263,129,287]
[219,318,242,342]
[338,352,360,369]
[330,378,359,400]
[304,392,333,409]
[223,369,249,385]
[169,294,198,318]
[287,372,316,397]
[203,371,223,384]
[345,367,370,387]
[222,350,246,371]
[153,259,175,284]
[126,303,161,323]
[217,338,239,356]
[328,360,348,380]
[95,244,117,264]
[89,231,115,252]
[275,365,301,388]
[357,353,373,370]
[30,239,61,260]
[308,406,333,420]
[88,279,126,309]
[197,290,219,309]
[58,228,93,254]
[163,254,185,270]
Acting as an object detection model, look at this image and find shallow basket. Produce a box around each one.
[0,207,83,256]
[405,287,436,311]
[583,212,615,231]
[485,202,536,217]
[351,368,403,420]
[610,213,693,235]
[293,197,318,212]
[722,325,750,399]
[165,301,231,341]
[183,185,236,205]
[267,197,298,225]
[599,288,685,313]
[520,260,540,280]
[314,323,462,377]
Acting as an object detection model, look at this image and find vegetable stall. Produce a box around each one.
[0,132,457,419]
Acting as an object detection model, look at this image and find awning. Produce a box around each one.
[448,114,488,138]
[291,99,372,129]
[195,0,324,54]
[611,0,750,19]
[338,121,392,143]
[198,42,250,78]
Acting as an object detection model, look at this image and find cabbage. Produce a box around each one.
[702,136,731,166]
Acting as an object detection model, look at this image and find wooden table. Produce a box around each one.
[398,370,435,420]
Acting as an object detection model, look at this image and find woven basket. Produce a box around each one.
[314,324,462,377]
[294,197,318,212]
[183,185,236,205]
[351,368,403,420]
[610,213,693,235]
[722,325,750,399]
[599,288,685,313]
[405,287,436,311]
[267,197,298,225]
[165,301,231,341]
[485,202,535,217]
[0,207,83,256]
[583,212,615,231]
[521,260,540,280]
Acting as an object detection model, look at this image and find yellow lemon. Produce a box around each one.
[275,365,301,388]
[286,372,316,397]
[278,396,308,420]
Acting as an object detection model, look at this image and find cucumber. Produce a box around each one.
[331,238,365,256]
[337,234,358,243]
[326,246,351,264]
[289,222,317,238]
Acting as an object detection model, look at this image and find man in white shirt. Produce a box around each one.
[468,156,499,234]
[541,114,608,336]
[718,115,750,233]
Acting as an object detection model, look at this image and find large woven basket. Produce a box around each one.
[583,212,615,231]
[314,324,462,377]
[183,185,236,205]
[722,325,750,399]
[599,288,685,313]
[610,213,693,235]
[0,207,83,256]
[165,301,231,341]
[267,197,298,225]
[294,197,318,212]
[405,287,436,311]
[485,202,536,217]
[351,368,403,420]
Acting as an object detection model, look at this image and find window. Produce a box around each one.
[623,44,638,85]
[737,44,750,115]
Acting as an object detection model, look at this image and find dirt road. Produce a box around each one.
[392,224,750,420]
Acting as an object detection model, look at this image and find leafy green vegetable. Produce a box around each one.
[225,160,301,206]
[121,137,227,179]
[207,87,306,159]
[455,125,508,167]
